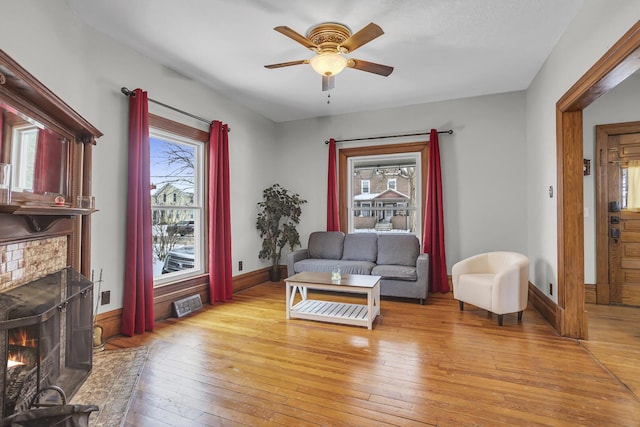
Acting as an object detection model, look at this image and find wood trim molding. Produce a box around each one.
[557,22,640,112]
[233,266,286,292]
[556,108,586,338]
[555,20,640,339]
[584,283,597,305]
[528,282,561,332]
[95,308,123,342]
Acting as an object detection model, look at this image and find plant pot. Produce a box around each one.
[269,268,281,282]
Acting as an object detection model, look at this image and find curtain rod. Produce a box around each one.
[121,87,230,131]
[325,129,452,144]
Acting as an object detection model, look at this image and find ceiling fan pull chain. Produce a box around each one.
[327,92,331,104]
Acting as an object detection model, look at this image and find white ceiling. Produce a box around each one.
[66,0,583,123]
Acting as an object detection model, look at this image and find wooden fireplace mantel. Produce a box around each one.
[0,49,102,276]
[0,204,97,233]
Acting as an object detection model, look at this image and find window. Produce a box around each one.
[149,116,207,287]
[10,124,38,191]
[361,179,370,194]
[339,142,427,237]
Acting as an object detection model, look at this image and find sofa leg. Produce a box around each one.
[419,298,425,305]
[497,314,504,326]
[458,300,464,311]
[517,311,523,322]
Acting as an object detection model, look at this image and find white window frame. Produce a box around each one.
[150,127,205,287]
[361,179,370,194]
[10,124,38,191]
[387,178,397,190]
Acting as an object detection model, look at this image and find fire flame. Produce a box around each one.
[7,327,37,368]
[10,328,35,347]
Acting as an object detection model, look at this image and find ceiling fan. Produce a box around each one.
[264,22,394,91]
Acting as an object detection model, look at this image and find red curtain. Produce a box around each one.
[327,138,340,231]
[423,129,449,293]
[208,121,233,302]
[33,129,62,194]
[121,88,155,336]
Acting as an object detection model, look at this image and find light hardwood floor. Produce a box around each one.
[583,303,640,403]
[106,283,640,426]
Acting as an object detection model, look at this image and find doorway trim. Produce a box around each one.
[556,21,640,338]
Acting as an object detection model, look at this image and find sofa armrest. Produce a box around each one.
[287,249,309,277]
[416,253,429,288]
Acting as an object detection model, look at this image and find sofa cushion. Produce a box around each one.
[376,234,420,266]
[308,231,345,260]
[294,259,375,275]
[372,264,417,281]
[342,233,378,262]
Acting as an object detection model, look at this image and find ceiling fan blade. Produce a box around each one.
[340,22,384,53]
[322,75,335,92]
[264,60,309,69]
[274,26,317,50]
[347,59,394,76]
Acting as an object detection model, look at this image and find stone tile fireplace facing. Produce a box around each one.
[0,268,93,418]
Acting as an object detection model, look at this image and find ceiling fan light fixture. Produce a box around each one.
[309,52,347,76]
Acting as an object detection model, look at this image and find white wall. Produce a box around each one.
[582,73,640,284]
[526,0,640,302]
[1,0,277,315]
[276,91,528,270]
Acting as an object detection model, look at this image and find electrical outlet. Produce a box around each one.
[549,283,553,296]
[101,291,110,305]
[238,261,243,271]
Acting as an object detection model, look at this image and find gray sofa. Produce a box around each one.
[287,231,429,304]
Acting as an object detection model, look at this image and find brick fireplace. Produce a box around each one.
[0,236,68,291]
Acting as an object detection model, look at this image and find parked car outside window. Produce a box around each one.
[166,220,194,236]
[162,246,195,274]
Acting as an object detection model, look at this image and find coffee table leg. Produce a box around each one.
[367,289,373,330]
[367,283,380,329]
[285,282,291,319]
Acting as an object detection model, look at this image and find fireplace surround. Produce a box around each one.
[0,50,101,420]
[0,268,93,418]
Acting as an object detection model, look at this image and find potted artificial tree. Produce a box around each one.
[256,184,307,282]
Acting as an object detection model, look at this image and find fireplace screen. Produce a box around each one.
[0,268,93,418]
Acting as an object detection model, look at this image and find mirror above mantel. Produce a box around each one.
[1,102,69,197]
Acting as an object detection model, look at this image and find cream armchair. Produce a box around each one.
[452,252,529,326]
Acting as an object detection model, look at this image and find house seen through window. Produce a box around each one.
[349,154,420,235]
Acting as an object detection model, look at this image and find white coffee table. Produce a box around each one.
[284,272,381,329]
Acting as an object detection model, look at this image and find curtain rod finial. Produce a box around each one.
[121,87,136,97]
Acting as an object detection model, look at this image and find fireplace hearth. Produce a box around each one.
[0,268,93,418]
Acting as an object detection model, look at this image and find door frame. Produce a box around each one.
[595,122,640,306]
[556,21,640,338]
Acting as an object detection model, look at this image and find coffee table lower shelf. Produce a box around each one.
[290,299,371,328]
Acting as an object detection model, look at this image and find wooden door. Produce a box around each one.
[597,123,640,306]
